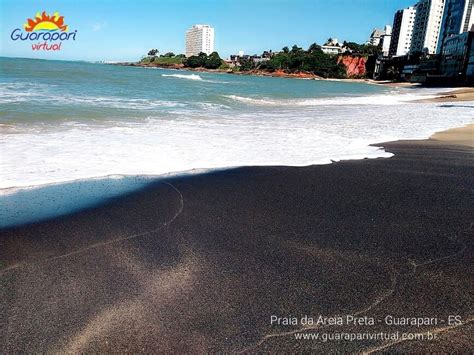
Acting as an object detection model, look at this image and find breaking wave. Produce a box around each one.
[162,73,203,81]
[223,92,440,106]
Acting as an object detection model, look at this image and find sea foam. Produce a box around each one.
[1,59,473,228]
[162,73,203,80]
[223,92,440,106]
[1,98,472,191]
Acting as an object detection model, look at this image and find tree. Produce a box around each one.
[184,53,207,68]
[260,43,347,78]
[238,56,255,71]
[269,52,290,70]
[291,45,303,54]
[342,42,380,56]
[308,43,322,54]
[205,51,223,69]
[148,49,158,56]
[386,65,399,80]
[162,52,175,57]
[183,51,223,69]
[179,44,349,79]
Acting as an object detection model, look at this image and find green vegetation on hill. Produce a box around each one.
[183,52,223,69]
[140,56,184,65]
[342,42,381,56]
[139,49,224,69]
[140,57,183,65]
[139,41,380,78]
[257,44,347,78]
[139,49,185,65]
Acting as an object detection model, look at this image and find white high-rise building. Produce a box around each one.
[380,25,392,56]
[185,24,215,57]
[367,28,385,46]
[410,0,446,54]
[389,6,418,56]
[459,0,474,32]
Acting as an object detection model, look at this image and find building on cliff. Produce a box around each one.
[367,28,385,46]
[321,38,350,55]
[367,26,392,55]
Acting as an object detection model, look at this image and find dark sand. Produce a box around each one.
[1,127,473,353]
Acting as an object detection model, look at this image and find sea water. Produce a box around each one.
[1,57,472,227]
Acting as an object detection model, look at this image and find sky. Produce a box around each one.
[1,0,417,61]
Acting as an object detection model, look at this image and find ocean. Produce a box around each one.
[1,57,472,227]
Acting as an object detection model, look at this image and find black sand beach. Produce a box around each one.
[1,126,473,352]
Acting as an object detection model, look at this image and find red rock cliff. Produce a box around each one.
[337,56,367,78]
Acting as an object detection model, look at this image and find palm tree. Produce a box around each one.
[386,65,399,80]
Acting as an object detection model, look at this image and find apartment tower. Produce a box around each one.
[410,0,446,54]
[389,6,418,56]
[185,24,215,57]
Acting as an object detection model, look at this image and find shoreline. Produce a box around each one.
[430,124,474,147]
[118,61,405,84]
[116,62,473,90]
[1,122,472,352]
[1,123,472,229]
[1,123,472,193]
[1,122,471,193]
[416,87,474,103]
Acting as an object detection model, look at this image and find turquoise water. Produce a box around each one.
[1,57,473,227]
[1,56,385,126]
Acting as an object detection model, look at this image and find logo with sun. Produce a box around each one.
[24,11,68,32]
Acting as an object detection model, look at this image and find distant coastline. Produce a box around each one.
[112,61,405,85]
[112,61,474,96]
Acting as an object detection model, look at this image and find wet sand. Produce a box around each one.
[431,124,474,148]
[417,87,474,103]
[1,126,473,352]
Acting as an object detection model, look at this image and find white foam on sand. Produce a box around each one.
[1,99,473,191]
[1,90,473,228]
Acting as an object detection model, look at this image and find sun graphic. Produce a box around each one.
[24,11,68,32]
